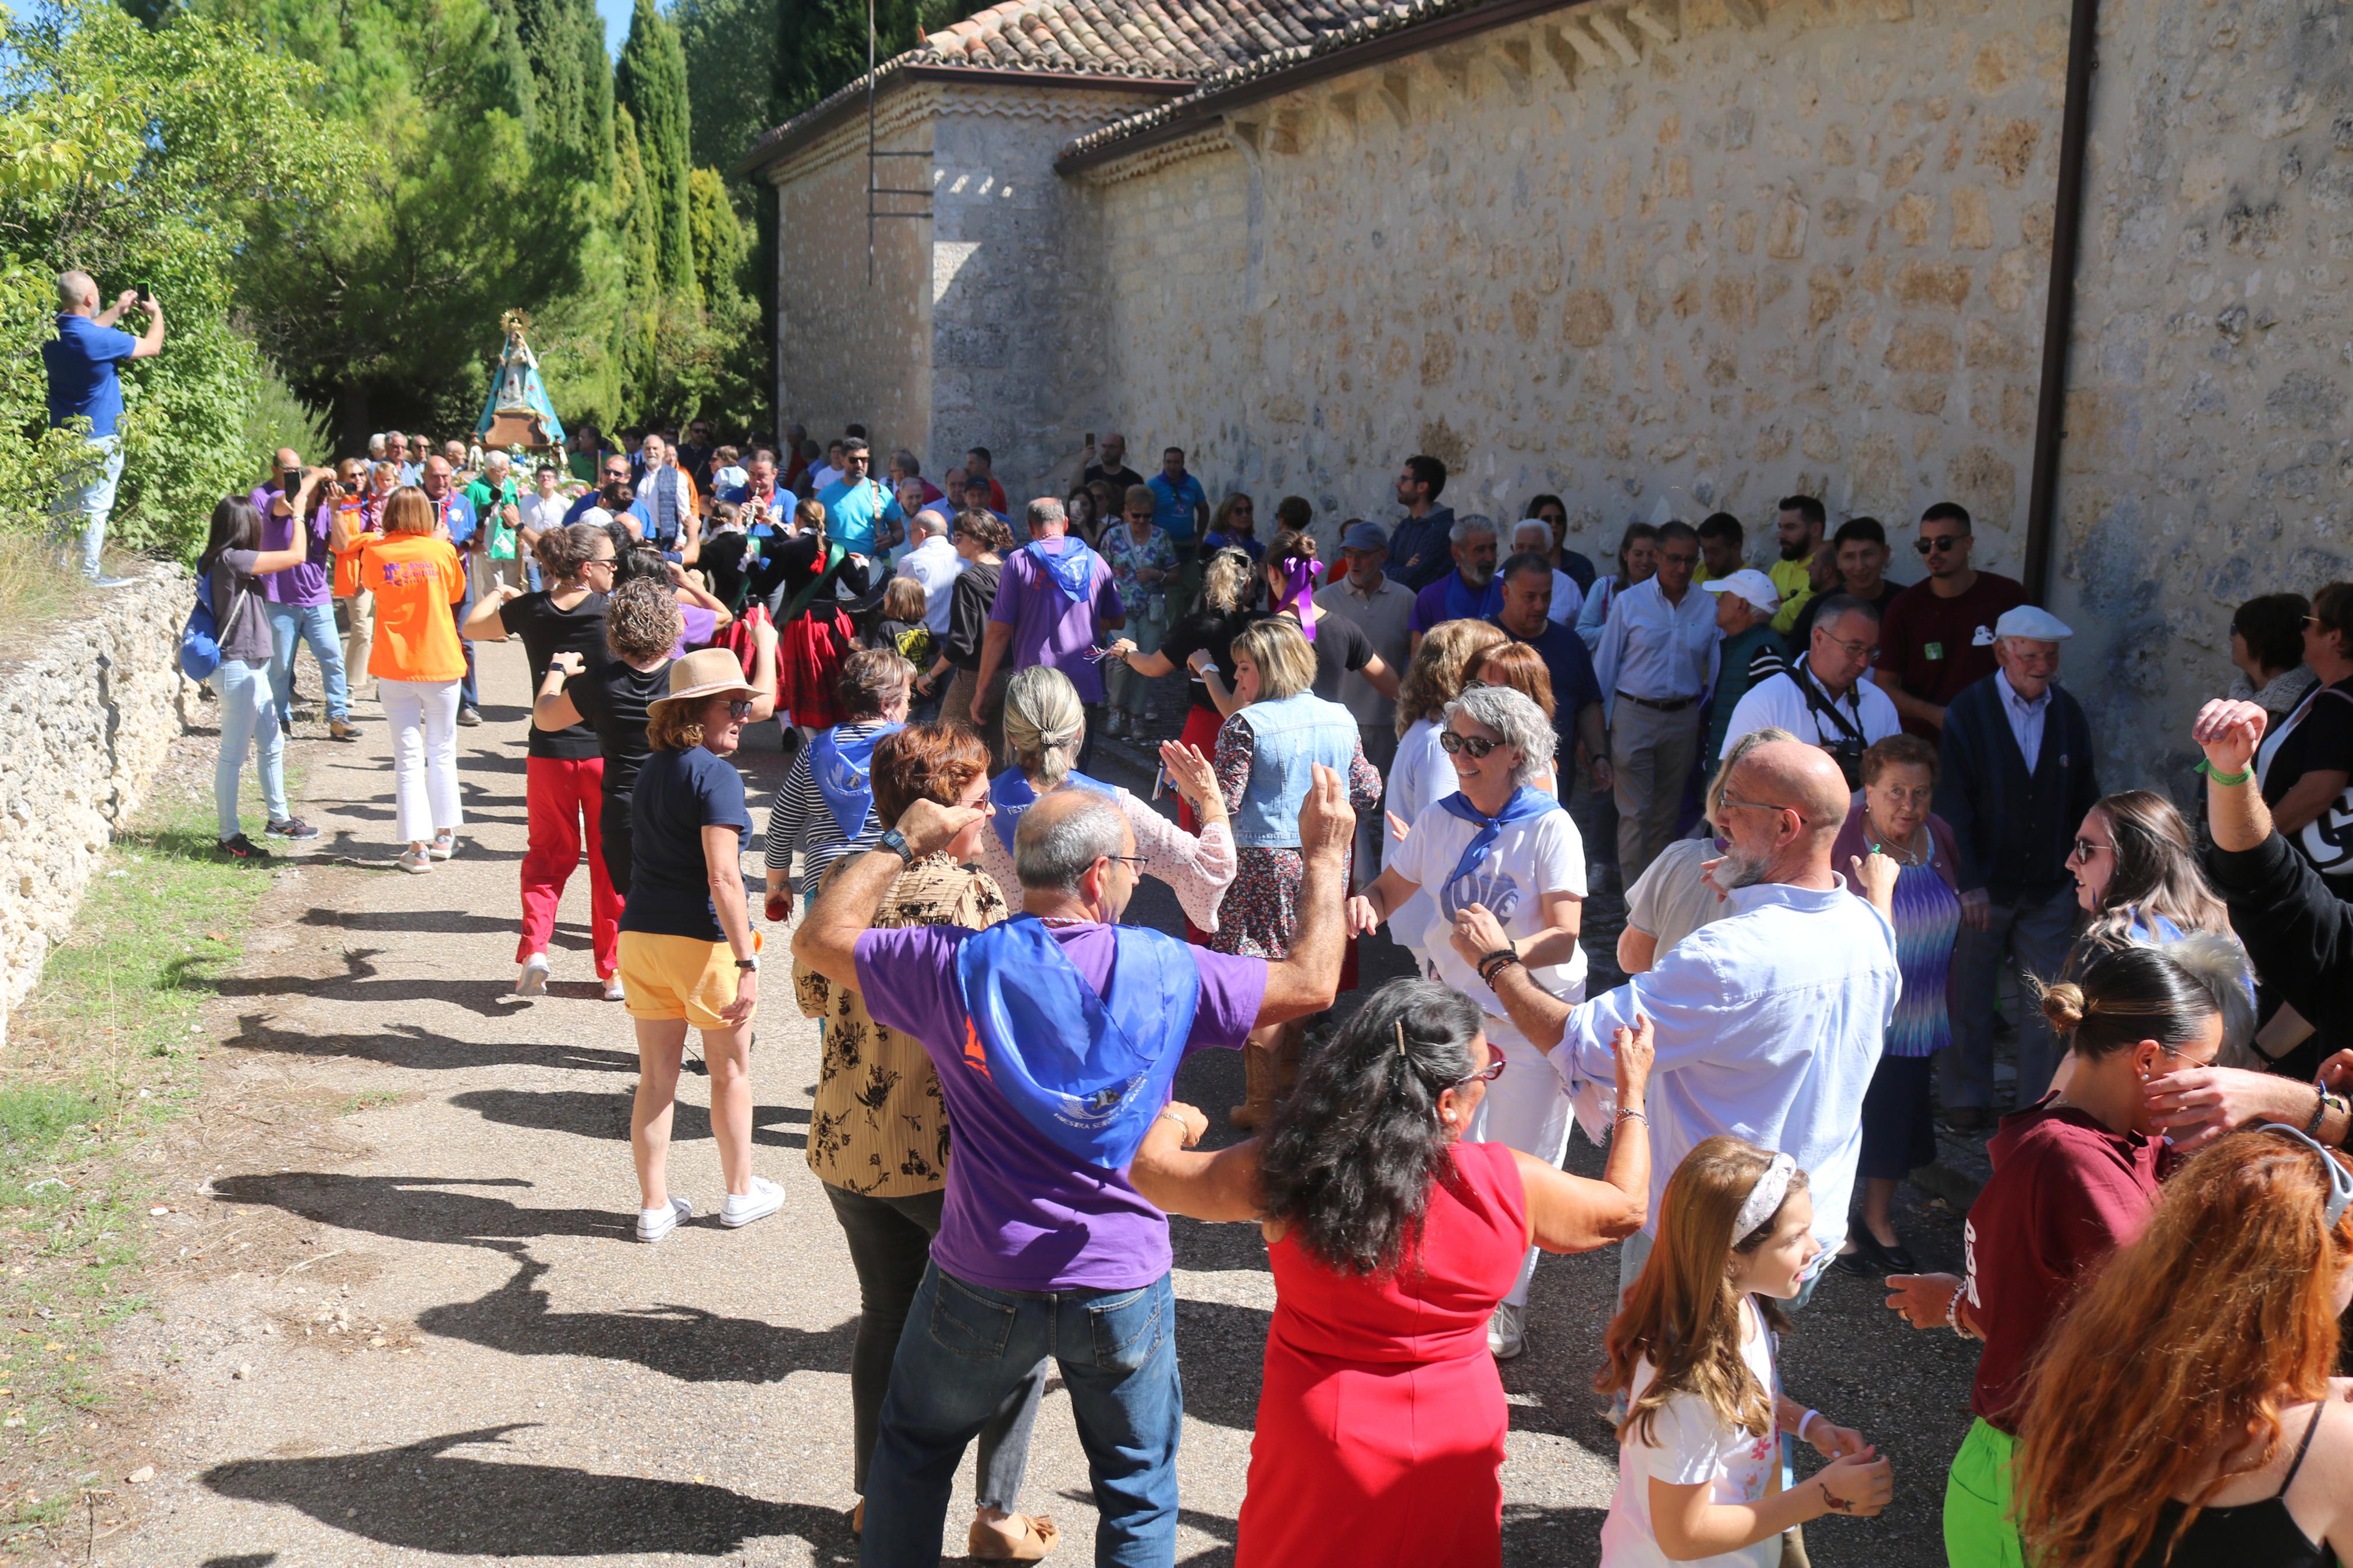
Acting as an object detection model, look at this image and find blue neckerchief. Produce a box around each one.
[953,917,1203,1171]
[1435,786,1559,913]
[1025,537,1098,604]
[1442,571,1503,623]
[809,723,904,838]
[988,766,1116,854]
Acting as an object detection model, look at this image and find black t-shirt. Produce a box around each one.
[618,746,750,941]
[700,531,755,612]
[2262,676,2353,809]
[567,659,668,800]
[1084,463,1146,495]
[1788,577,1905,647]
[502,589,610,759]
[1304,610,1374,703]
[1161,605,1259,714]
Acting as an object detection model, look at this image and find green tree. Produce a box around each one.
[0,0,352,554]
[513,0,615,190]
[675,0,783,175]
[773,0,964,120]
[615,0,697,304]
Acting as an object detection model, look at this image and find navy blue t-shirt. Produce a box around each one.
[1492,613,1605,748]
[43,314,139,436]
[619,746,750,941]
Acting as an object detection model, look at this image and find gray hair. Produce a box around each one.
[1449,513,1500,546]
[1003,666,1086,787]
[2156,930,2259,1066]
[483,450,512,471]
[1027,497,1067,534]
[1442,684,1555,786]
[1014,791,1128,893]
[55,270,95,310]
[368,433,387,455]
[910,507,949,539]
[1509,517,1553,549]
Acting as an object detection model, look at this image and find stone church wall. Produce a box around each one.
[1070,0,2353,786]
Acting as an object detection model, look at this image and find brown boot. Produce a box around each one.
[1230,1043,1277,1130]
[1273,1027,1304,1098]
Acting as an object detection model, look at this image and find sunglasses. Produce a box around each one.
[2069,835,2110,863]
[2256,1123,2353,1230]
[1439,731,1505,758]
[1915,535,1965,554]
[1449,1057,1507,1090]
[726,700,754,720]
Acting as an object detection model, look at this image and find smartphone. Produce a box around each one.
[1085,432,1095,447]
[136,282,151,305]
[282,467,301,493]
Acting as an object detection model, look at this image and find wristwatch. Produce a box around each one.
[876,827,915,866]
[734,954,760,972]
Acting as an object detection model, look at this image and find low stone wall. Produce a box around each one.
[0,561,191,1037]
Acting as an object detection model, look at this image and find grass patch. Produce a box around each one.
[0,536,92,654]
[2,767,288,1541]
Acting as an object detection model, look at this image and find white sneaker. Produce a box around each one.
[396,847,434,874]
[636,1196,691,1242]
[429,830,458,861]
[719,1176,783,1229]
[602,975,626,1002]
[516,955,550,997]
[1487,1302,1526,1361]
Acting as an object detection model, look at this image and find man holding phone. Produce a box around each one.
[42,271,164,585]
[250,451,356,741]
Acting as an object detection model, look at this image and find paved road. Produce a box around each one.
[90,643,1976,1566]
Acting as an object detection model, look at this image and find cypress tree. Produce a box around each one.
[513,0,615,190]
[615,0,697,305]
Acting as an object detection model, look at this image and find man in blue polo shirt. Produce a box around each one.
[817,438,890,556]
[42,271,165,585]
[1146,445,1208,555]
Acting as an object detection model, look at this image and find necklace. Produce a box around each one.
[1864,810,1926,867]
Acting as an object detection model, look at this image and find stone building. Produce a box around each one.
[739,0,2353,785]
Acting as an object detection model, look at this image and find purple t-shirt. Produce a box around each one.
[247,485,332,607]
[988,539,1124,703]
[666,603,720,658]
[855,923,1265,1290]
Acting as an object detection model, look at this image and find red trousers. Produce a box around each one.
[520,755,622,977]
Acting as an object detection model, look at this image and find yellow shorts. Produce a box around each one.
[617,931,755,1030]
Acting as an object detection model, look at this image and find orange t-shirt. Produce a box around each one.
[358,532,467,683]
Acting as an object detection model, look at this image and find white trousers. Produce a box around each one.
[1464,1016,1575,1306]
[382,678,463,845]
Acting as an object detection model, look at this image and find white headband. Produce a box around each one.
[1733,1153,1797,1242]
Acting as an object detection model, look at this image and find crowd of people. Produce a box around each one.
[163,389,2353,1568]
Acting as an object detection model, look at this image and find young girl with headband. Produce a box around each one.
[1598,1137,1893,1566]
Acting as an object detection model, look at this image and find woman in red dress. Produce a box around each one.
[1133,977,1656,1566]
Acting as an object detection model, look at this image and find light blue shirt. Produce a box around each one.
[1548,879,1900,1260]
[1592,575,1720,724]
[819,477,889,554]
[1146,471,1205,542]
[1995,667,2051,771]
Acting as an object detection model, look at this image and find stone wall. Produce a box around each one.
[0,564,190,1035]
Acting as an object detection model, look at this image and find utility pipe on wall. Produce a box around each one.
[2021,0,2101,605]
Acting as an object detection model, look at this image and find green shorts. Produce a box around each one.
[1944,1417,2025,1568]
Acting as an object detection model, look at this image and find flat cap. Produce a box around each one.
[1993,605,2074,640]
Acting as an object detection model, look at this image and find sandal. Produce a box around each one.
[968,1512,1060,1562]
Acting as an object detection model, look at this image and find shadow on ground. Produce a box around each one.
[446,1087,808,1149]
[208,1172,632,1249]
[228,1014,640,1074]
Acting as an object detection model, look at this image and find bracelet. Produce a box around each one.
[2195,758,2255,787]
[1477,948,1523,983]
[1947,1282,1971,1339]
[2306,1086,2330,1137]
[1796,1409,1820,1444]
[1156,1110,1190,1133]
[1614,1107,1648,1125]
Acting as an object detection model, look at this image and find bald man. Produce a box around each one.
[45,271,164,584]
[1458,740,1899,1300]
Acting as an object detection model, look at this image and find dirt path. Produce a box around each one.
[78,641,1975,1567]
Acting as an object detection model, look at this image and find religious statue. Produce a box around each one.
[476,309,567,451]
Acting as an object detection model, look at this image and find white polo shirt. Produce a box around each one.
[1720,656,1902,756]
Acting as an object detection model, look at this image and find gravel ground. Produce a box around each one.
[69,643,1986,1566]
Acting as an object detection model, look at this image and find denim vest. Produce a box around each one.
[1229,691,1358,848]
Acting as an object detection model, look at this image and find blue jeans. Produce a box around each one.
[53,433,123,581]
[1943,884,2079,1111]
[862,1264,1181,1568]
[265,600,349,724]
[211,658,288,837]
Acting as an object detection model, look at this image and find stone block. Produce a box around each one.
[1883,321,1958,373]
[1890,192,1935,246]
[1563,288,1616,346]
[1951,184,1993,248]
[1767,198,1811,258]
[1976,117,2041,184]
[1893,258,1972,307]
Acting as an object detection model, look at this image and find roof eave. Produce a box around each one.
[1053,0,1585,175]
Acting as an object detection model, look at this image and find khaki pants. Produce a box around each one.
[1610,698,1701,886]
[339,589,375,700]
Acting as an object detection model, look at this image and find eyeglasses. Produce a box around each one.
[2068,835,2110,863]
[1100,853,1147,872]
[1439,731,1504,758]
[726,700,754,720]
[1448,1057,1507,1090]
[1818,631,1878,662]
[1719,795,1807,825]
[2255,1123,2353,1230]
[1915,535,1965,555]
[1231,502,1253,513]
[1660,550,1699,567]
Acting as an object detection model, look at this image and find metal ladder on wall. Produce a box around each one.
[867,0,932,283]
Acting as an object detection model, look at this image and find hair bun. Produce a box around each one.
[2042,983,2087,1033]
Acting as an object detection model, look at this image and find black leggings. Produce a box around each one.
[600,796,633,901]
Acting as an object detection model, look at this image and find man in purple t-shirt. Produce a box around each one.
[248,449,354,740]
[970,497,1124,765]
[794,774,1354,1566]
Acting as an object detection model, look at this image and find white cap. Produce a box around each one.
[1702,568,1781,615]
[1993,605,2073,641]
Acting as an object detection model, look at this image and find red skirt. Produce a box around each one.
[779,610,851,730]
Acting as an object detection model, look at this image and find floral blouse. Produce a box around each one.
[794,854,1008,1196]
[1100,521,1176,623]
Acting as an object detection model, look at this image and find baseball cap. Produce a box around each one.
[1339,520,1388,553]
[1701,568,1780,615]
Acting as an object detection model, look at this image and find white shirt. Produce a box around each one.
[1600,1296,1782,1568]
[1996,668,2052,771]
[518,491,569,539]
[809,463,843,491]
[1593,576,1722,724]
[1381,720,1454,960]
[1720,657,1903,756]
[1548,568,1585,627]
[896,533,964,635]
[1390,795,1588,1041]
[1551,879,1899,1258]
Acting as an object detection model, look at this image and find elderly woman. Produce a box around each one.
[1098,483,1177,738]
[1345,684,1589,1360]
[1203,492,1264,561]
[978,666,1236,934]
[1213,618,1383,1127]
[1380,620,1509,969]
[616,648,781,1240]
[1132,979,1652,1566]
[764,648,913,919]
[1105,547,1259,829]
[1509,514,1584,626]
[792,721,1057,1561]
[1827,733,1962,1275]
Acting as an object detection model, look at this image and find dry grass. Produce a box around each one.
[0,535,94,656]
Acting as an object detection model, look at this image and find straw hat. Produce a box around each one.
[647,647,757,714]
